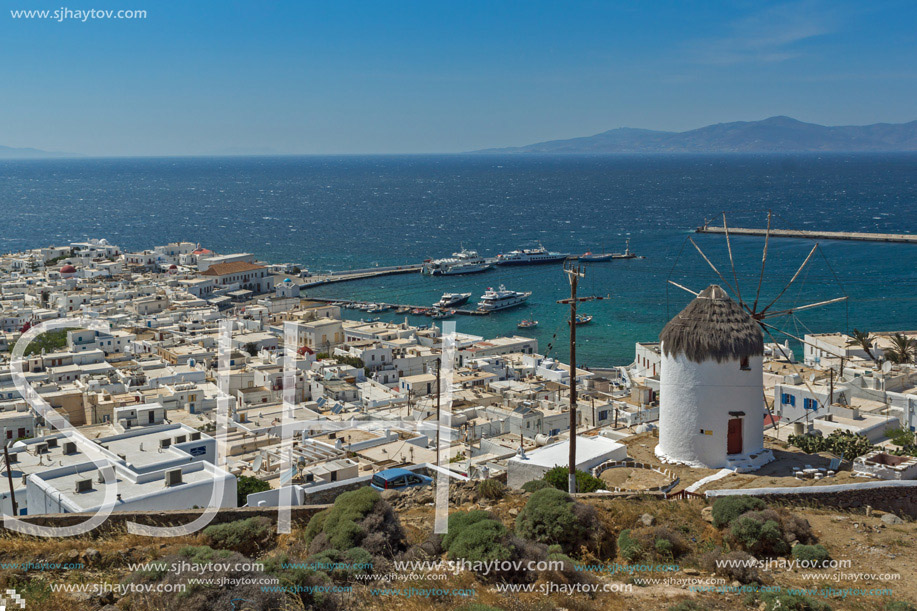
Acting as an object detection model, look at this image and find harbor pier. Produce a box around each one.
[696,226,916,244]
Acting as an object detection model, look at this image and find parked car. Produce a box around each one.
[369,468,432,491]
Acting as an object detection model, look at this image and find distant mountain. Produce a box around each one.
[475,116,917,154]
[0,145,78,159]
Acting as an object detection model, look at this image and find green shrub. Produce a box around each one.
[442,510,495,550]
[303,509,330,544]
[787,429,875,459]
[521,479,552,493]
[135,561,169,581]
[711,495,766,528]
[261,553,339,610]
[202,517,273,556]
[728,517,789,557]
[316,487,380,550]
[178,545,234,564]
[886,602,917,611]
[456,605,504,611]
[441,509,516,568]
[323,487,380,531]
[446,518,512,563]
[477,479,506,500]
[791,544,830,566]
[236,475,271,507]
[654,538,674,558]
[543,466,605,493]
[327,520,363,551]
[515,488,598,554]
[17,328,76,356]
[617,529,642,562]
[305,486,406,558]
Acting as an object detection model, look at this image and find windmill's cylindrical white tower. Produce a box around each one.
[655,285,767,469]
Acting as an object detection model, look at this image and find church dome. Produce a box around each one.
[60,264,77,274]
[659,284,763,363]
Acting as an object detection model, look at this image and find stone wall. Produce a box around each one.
[591,458,679,493]
[11,504,330,536]
[706,480,917,518]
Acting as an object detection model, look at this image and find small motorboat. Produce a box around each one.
[395,306,411,314]
[411,308,426,315]
[574,314,593,325]
[430,309,455,319]
[517,319,539,329]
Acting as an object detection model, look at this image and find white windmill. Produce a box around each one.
[657,212,847,471]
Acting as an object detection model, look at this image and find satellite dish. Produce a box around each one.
[882,361,892,373]
[252,455,263,472]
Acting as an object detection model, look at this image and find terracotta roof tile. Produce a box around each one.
[202,261,265,276]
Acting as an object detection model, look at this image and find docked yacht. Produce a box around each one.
[495,244,569,265]
[422,248,492,275]
[477,285,532,312]
[434,292,471,308]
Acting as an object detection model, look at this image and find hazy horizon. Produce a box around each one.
[3,1,917,156]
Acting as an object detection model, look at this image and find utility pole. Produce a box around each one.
[4,445,17,517]
[435,357,442,467]
[556,263,607,494]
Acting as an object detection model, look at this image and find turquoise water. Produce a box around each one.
[2,154,915,365]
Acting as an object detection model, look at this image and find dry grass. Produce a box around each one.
[1,496,914,611]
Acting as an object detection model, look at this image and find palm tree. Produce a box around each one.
[849,329,876,361]
[883,332,917,364]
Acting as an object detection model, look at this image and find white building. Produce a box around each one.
[291,319,344,353]
[4,424,233,516]
[67,329,136,355]
[506,436,627,489]
[655,285,773,471]
[201,261,274,294]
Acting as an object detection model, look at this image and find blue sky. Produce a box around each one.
[2,0,916,155]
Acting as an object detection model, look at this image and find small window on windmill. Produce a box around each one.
[160,438,171,450]
[190,432,201,441]
[74,478,92,493]
[740,357,750,371]
[46,438,59,448]
[63,441,77,455]
[164,468,183,487]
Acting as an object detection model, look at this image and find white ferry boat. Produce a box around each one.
[434,292,471,308]
[422,248,492,275]
[477,285,532,312]
[495,244,569,266]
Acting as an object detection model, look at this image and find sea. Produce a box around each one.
[2,154,915,366]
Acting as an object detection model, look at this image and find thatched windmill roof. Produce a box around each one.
[660,284,763,363]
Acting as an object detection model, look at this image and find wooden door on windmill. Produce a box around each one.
[727,418,743,455]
